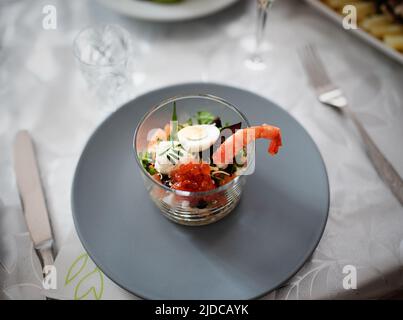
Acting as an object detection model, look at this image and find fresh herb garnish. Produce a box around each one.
[139,152,157,175]
[169,153,180,161]
[166,154,175,165]
[140,151,152,163]
[148,166,157,175]
[196,111,215,125]
[158,146,172,156]
[172,101,177,122]
[170,102,178,141]
[158,142,185,165]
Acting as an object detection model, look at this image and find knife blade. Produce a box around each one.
[13,130,54,269]
[347,111,403,206]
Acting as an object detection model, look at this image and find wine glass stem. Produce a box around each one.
[254,0,273,57]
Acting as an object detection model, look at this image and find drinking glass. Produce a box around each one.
[245,0,275,71]
[207,0,275,79]
[74,24,134,111]
[134,94,252,226]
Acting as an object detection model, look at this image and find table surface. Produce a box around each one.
[1,0,403,299]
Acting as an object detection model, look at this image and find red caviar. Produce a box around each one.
[171,163,215,192]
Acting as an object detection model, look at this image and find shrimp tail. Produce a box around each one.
[212,124,282,166]
[267,127,282,155]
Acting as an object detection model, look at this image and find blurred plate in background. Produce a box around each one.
[96,0,240,22]
[305,0,403,65]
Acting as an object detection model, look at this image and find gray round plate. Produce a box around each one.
[72,83,329,300]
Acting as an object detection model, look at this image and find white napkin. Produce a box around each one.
[0,198,135,300]
[45,230,137,300]
[0,199,44,300]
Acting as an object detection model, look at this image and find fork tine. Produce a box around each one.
[306,45,332,87]
[300,45,323,88]
[300,52,315,87]
[298,45,321,88]
[298,44,333,90]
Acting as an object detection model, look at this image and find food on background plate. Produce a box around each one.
[378,0,403,22]
[138,102,282,194]
[322,0,403,52]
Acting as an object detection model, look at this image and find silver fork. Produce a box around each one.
[298,44,403,206]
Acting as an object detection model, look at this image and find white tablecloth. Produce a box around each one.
[1,0,403,299]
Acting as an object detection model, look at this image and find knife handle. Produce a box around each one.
[14,131,54,254]
[347,109,403,206]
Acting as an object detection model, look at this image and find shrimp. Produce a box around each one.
[147,128,168,153]
[212,124,282,166]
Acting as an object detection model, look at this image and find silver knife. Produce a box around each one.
[13,130,54,271]
[346,110,403,206]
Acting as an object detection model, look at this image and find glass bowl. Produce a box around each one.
[133,94,251,226]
